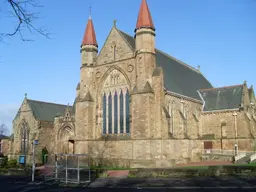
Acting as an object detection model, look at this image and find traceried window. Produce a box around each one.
[102,69,130,135]
[20,122,29,154]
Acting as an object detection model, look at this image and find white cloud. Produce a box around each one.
[0,103,19,135]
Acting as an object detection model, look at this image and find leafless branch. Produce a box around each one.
[0,124,9,135]
[0,0,50,42]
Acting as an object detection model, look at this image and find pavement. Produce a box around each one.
[1,175,256,191]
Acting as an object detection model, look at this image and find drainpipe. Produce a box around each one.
[233,112,238,155]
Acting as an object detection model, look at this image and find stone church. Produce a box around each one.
[4,0,256,167]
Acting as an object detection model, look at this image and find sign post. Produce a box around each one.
[31,140,38,182]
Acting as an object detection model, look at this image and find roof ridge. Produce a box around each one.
[27,99,70,107]
[199,84,243,92]
[118,29,133,38]
[116,29,134,51]
[117,29,203,74]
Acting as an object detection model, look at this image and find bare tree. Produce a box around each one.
[0,124,9,136]
[0,0,50,42]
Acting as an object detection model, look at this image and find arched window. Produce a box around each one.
[108,92,112,134]
[102,69,130,135]
[120,90,124,133]
[20,122,28,154]
[168,102,174,134]
[125,91,130,134]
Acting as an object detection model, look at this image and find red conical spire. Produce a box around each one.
[136,0,155,31]
[81,15,98,47]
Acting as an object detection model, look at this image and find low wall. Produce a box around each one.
[129,166,256,177]
[202,154,234,162]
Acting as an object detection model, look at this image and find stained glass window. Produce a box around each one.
[20,125,28,154]
[108,93,112,134]
[125,90,130,134]
[114,91,118,134]
[103,93,107,135]
[120,90,124,133]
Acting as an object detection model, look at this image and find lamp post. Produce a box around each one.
[233,112,238,156]
[31,140,38,182]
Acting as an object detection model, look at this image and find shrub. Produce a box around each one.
[0,155,8,168]
[7,159,18,168]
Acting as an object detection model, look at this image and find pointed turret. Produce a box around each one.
[135,0,155,31]
[81,15,98,47]
[135,0,155,54]
[80,14,98,66]
[134,0,156,88]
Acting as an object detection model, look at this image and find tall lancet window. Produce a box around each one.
[101,69,130,135]
[168,102,174,134]
[20,122,28,154]
[120,90,124,133]
[114,91,118,134]
[108,93,112,134]
[125,91,130,134]
[103,93,107,134]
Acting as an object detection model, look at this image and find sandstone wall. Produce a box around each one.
[164,94,203,140]
[74,139,202,168]
[201,110,255,151]
[11,99,39,163]
[1,139,10,155]
[96,27,134,65]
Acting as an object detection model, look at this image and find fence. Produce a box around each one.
[202,149,256,156]
[250,153,256,162]
[43,153,91,185]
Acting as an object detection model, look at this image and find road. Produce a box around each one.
[1,175,256,191]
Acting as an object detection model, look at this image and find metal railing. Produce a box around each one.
[202,149,256,156]
[250,153,256,162]
[43,154,91,185]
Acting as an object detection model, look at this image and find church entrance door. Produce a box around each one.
[58,126,75,154]
[68,140,75,154]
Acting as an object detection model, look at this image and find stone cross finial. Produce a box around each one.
[113,19,117,27]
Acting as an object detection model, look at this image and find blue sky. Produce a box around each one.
[0,0,255,132]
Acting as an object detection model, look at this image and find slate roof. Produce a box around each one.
[0,134,8,140]
[198,85,243,111]
[118,30,213,100]
[27,99,71,122]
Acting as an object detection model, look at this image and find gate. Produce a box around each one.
[43,153,91,185]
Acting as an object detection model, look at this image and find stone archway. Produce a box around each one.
[57,126,75,154]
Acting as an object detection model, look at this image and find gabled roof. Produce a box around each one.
[118,30,213,100]
[198,84,243,111]
[27,99,71,122]
[0,134,8,140]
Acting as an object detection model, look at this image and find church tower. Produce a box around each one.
[79,13,98,96]
[75,14,97,153]
[132,0,161,140]
[135,0,156,88]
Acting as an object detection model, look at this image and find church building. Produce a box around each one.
[5,0,256,167]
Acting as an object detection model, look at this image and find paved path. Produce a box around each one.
[1,175,256,191]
